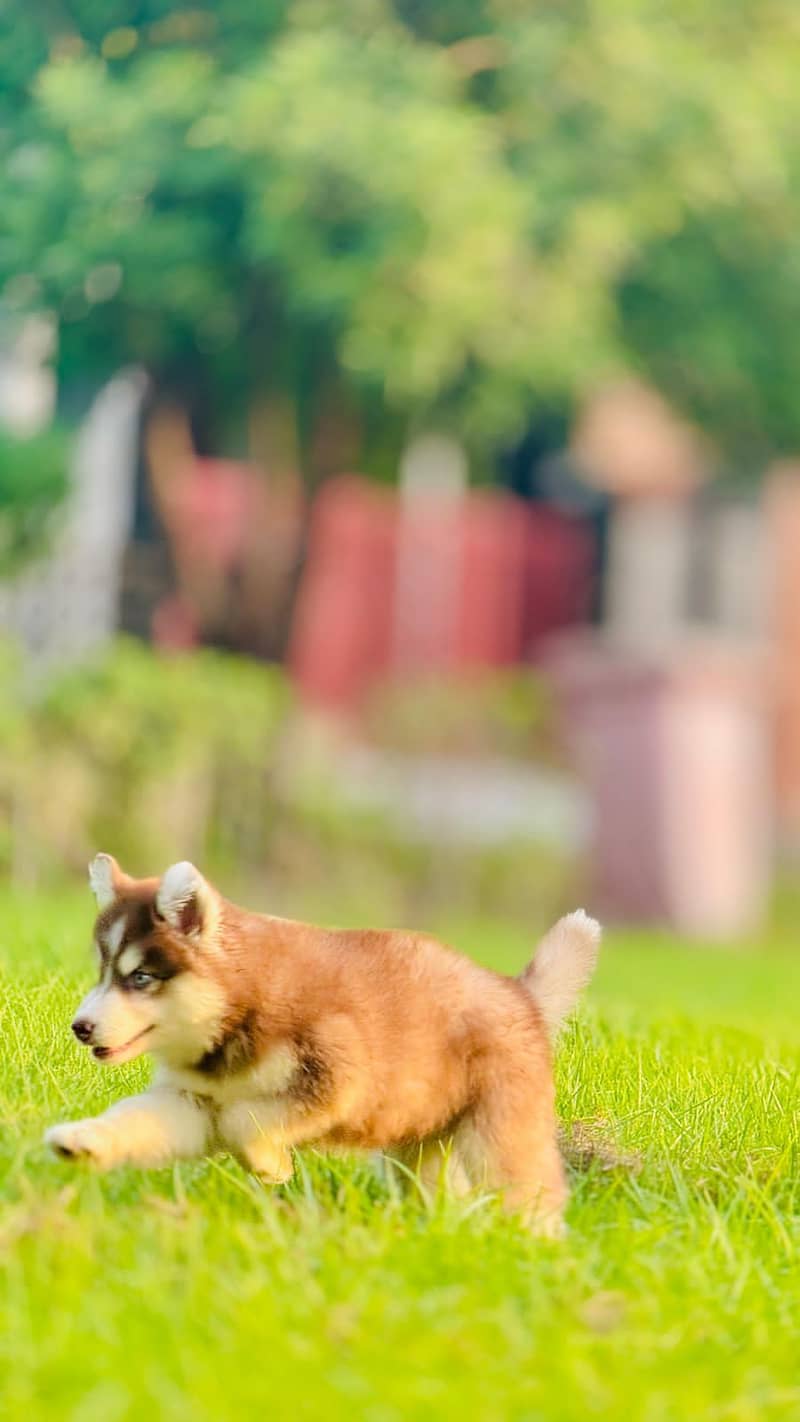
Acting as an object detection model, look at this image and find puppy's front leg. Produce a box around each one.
[45,1087,211,1170]
[217,1098,295,1182]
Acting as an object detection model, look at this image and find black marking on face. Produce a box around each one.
[94,901,187,990]
[193,1010,259,1077]
[116,946,184,993]
[94,910,124,968]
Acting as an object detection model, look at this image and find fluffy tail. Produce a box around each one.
[520,910,601,1038]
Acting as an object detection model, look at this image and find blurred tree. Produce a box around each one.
[2,0,800,476]
[0,427,69,572]
[485,0,800,473]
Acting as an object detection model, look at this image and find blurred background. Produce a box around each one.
[2,0,800,941]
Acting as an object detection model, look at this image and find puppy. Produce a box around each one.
[46,854,600,1233]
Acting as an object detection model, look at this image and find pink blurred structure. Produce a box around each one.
[547,632,772,939]
[147,454,305,657]
[289,475,594,707]
[766,465,800,847]
[151,457,255,649]
[163,458,253,573]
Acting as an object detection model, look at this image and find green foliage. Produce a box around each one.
[0,427,69,573]
[4,1,800,465]
[364,671,560,761]
[0,639,573,921]
[0,892,798,1419]
[230,24,534,437]
[5,638,291,877]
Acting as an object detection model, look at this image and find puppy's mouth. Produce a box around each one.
[93,1025,155,1064]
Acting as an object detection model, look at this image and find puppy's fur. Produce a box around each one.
[46,854,601,1233]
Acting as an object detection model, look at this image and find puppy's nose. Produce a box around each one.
[71,1017,94,1044]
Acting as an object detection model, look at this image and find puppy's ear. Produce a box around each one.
[156,862,216,941]
[88,853,125,911]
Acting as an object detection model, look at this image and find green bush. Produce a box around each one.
[0,638,577,924]
[9,639,291,880]
[362,671,562,764]
[0,427,70,574]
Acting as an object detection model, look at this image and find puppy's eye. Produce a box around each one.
[130,970,154,990]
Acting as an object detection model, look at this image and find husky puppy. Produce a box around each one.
[46,854,600,1233]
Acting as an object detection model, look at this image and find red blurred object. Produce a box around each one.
[166,458,253,570]
[455,492,529,667]
[290,477,396,707]
[152,595,199,650]
[525,508,595,654]
[290,476,596,709]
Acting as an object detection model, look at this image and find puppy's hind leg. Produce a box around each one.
[456,1074,568,1238]
[390,1138,472,1202]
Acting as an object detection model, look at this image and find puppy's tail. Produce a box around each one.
[520,910,601,1039]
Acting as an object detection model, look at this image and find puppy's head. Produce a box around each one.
[71,854,226,1067]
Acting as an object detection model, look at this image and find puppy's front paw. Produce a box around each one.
[241,1140,294,1184]
[45,1120,111,1166]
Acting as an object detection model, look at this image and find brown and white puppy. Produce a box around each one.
[46,854,601,1233]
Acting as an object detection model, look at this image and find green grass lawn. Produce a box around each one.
[1,888,798,1421]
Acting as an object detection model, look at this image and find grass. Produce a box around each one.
[0,887,798,1421]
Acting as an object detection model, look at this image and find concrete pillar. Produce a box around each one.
[605,496,694,647]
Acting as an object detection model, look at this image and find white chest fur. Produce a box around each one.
[157,1041,297,1107]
